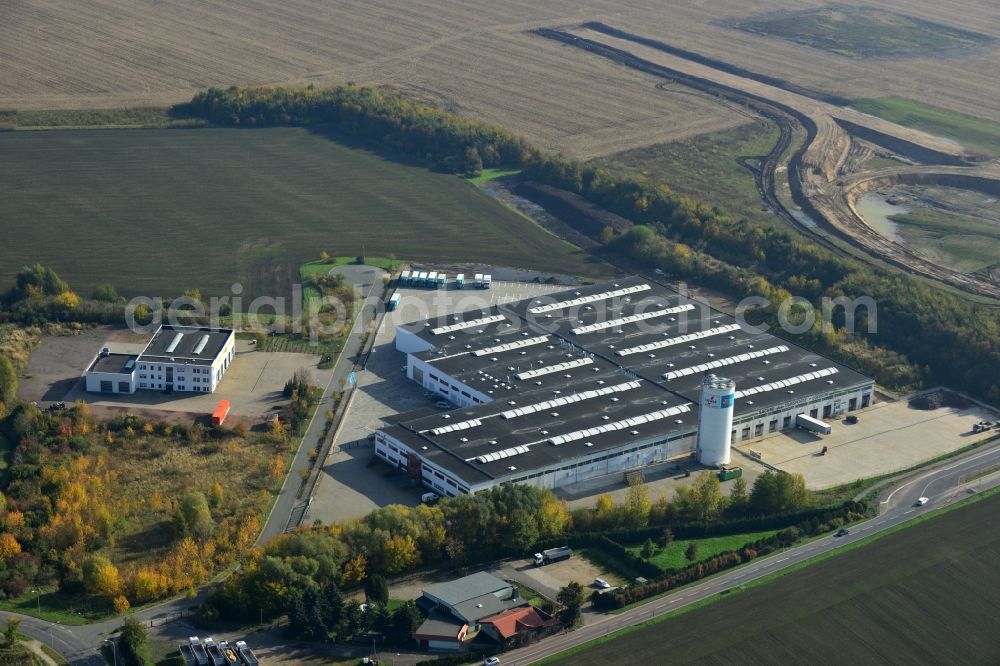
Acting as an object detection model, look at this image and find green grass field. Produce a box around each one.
[852,97,1000,156]
[889,208,1000,273]
[468,168,522,186]
[551,492,1000,665]
[0,127,606,301]
[732,7,993,59]
[591,121,780,229]
[626,530,779,572]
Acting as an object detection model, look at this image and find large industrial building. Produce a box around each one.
[84,324,236,394]
[377,277,874,496]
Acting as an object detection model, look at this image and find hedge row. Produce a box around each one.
[536,501,869,552]
[592,502,867,610]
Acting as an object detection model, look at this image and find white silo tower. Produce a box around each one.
[697,374,736,467]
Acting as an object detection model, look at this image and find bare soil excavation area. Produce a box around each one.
[547,23,1000,299]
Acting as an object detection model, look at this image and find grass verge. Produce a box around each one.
[852,97,1000,156]
[467,168,521,186]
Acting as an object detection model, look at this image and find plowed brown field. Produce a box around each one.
[4,1,998,159]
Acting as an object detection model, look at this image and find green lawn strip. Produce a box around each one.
[537,485,1000,664]
[0,593,97,625]
[40,642,69,665]
[626,530,779,571]
[467,168,522,186]
[852,97,1000,156]
[12,631,69,665]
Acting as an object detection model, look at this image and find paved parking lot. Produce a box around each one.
[739,396,999,489]
[306,280,570,524]
[492,555,623,600]
[22,328,332,421]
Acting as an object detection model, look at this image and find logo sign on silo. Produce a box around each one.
[703,393,734,409]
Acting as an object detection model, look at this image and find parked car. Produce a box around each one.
[421,492,439,504]
[836,528,849,537]
[594,577,611,589]
[434,401,451,409]
[484,658,501,666]
[846,415,859,424]
[916,497,929,506]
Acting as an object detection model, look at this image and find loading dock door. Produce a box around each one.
[100,380,113,392]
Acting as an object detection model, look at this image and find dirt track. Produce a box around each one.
[548,24,1000,300]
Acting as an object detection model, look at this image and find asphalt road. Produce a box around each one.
[5,439,999,665]
[502,442,1000,665]
[257,266,385,544]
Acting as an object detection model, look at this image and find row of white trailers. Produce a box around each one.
[399,270,491,289]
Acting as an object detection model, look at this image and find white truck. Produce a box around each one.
[188,638,209,666]
[796,413,832,435]
[204,638,227,666]
[235,641,260,666]
[533,546,572,566]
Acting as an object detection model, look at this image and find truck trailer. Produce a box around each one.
[204,638,227,666]
[386,293,401,311]
[399,270,411,286]
[179,644,198,666]
[533,546,572,566]
[189,638,209,666]
[796,413,832,435]
[210,400,230,427]
[481,274,492,289]
[455,273,465,288]
[218,641,240,665]
[235,641,260,666]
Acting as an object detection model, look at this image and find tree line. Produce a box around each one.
[180,85,530,176]
[179,85,999,403]
[207,470,821,620]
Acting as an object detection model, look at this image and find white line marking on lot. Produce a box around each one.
[777,557,789,563]
[904,509,915,514]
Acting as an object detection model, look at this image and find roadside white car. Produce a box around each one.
[594,577,611,589]
[916,497,929,506]
[484,657,501,666]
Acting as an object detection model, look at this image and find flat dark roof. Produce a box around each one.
[139,325,232,365]
[88,352,138,374]
[388,277,874,486]
[386,377,697,485]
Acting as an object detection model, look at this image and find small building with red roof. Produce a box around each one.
[478,606,559,645]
